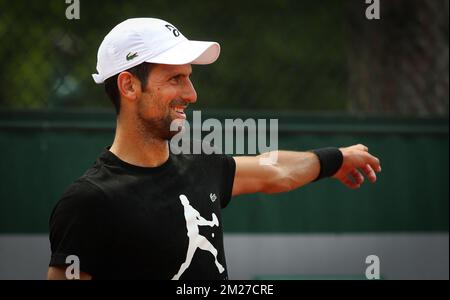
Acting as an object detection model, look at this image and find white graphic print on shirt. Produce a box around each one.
[172,194,225,280]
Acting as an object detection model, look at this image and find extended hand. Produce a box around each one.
[333,144,382,189]
[211,213,219,227]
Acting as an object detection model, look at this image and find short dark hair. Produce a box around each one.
[104,62,154,114]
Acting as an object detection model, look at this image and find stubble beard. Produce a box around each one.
[136,95,183,142]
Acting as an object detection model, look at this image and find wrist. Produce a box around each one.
[310,147,343,181]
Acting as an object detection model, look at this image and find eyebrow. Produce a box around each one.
[169,71,191,78]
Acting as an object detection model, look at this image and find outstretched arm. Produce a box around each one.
[232,144,381,196]
[196,214,219,227]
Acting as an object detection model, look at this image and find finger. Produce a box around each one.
[350,169,365,185]
[340,174,361,189]
[356,144,369,152]
[362,164,377,183]
[364,152,382,172]
[341,176,360,189]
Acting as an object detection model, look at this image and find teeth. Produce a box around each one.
[174,107,185,113]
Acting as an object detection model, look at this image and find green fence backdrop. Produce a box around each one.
[0,110,447,234]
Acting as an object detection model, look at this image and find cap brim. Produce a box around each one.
[145,40,220,65]
[92,40,220,84]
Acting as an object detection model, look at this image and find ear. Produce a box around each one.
[117,72,141,102]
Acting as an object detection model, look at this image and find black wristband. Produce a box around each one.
[310,147,343,181]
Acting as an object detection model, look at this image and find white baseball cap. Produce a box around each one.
[92,18,220,84]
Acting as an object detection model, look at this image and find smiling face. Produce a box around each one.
[134,64,197,140]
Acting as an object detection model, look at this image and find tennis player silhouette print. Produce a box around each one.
[172,194,225,280]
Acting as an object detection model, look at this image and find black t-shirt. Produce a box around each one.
[49,148,236,280]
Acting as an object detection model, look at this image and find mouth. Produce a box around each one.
[171,105,187,119]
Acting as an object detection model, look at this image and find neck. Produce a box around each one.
[109,117,170,168]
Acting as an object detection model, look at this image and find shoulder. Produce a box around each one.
[59,179,107,205]
[50,179,110,223]
[175,153,236,174]
[180,152,235,165]
[205,153,236,173]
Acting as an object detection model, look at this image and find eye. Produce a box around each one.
[170,75,182,83]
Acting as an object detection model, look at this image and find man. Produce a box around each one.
[48,18,381,280]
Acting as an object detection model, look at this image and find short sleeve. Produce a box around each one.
[49,180,115,278]
[217,155,236,209]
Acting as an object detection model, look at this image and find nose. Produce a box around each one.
[181,77,197,104]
